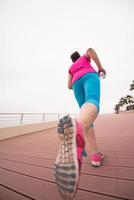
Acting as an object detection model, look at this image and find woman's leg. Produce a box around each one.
[79,73,100,132]
[86,126,98,154]
[73,73,100,154]
[79,102,98,133]
[82,124,98,156]
[76,73,104,166]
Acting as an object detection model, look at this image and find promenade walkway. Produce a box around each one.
[0,113,134,200]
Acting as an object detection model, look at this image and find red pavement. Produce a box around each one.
[0,113,134,200]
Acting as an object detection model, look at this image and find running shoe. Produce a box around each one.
[91,152,104,167]
[54,115,85,199]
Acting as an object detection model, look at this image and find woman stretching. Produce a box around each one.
[54,48,106,199]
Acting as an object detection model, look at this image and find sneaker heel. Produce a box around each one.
[55,115,80,199]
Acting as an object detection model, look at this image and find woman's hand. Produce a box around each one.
[98,67,106,76]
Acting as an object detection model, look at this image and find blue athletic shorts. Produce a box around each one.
[72,72,100,128]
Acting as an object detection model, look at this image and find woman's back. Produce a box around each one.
[69,54,97,84]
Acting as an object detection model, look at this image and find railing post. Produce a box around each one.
[58,114,60,120]
[20,113,24,126]
[43,113,45,122]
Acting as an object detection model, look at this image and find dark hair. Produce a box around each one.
[70,51,80,63]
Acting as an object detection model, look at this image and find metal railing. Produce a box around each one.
[0,113,79,128]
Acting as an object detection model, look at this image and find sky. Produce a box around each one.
[0,0,134,115]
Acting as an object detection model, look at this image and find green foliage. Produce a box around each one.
[130,80,134,91]
[114,81,134,113]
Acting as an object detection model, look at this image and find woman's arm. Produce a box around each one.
[68,73,73,89]
[86,48,106,75]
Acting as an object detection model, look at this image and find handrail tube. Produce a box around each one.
[0,113,78,128]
